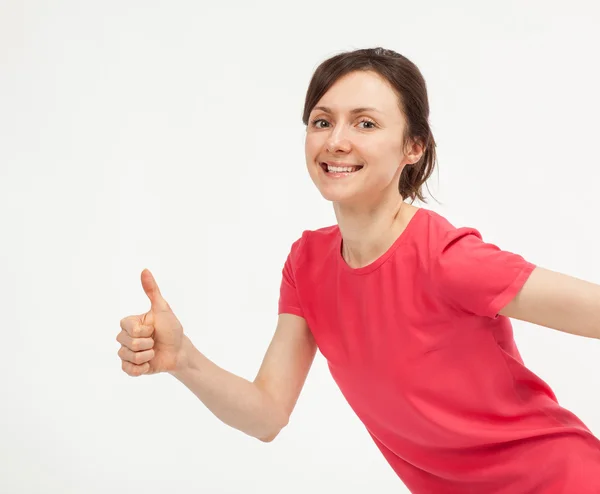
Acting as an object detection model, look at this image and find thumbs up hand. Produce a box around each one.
[117,269,185,376]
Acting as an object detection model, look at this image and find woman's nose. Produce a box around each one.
[325,127,352,154]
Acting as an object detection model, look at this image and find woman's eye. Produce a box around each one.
[311,119,329,128]
[358,119,376,129]
[309,118,376,129]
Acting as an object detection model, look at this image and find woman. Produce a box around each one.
[116,48,600,492]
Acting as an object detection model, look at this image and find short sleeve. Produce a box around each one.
[277,237,305,318]
[430,227,537,319]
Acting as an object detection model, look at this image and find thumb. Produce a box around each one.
[141,269,171,312]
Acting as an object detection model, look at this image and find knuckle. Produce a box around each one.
[132,325,147,338]
[140,338,153,351]
[138,325,151,338]
[123,361,139,377]
[121,360,131,374]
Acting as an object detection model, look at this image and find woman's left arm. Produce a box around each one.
[499,267,600,339]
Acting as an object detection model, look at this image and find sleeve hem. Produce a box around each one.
[278,306,305,318]
[488,262,537,318]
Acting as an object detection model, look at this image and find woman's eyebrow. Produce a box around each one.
[312,106,382,115]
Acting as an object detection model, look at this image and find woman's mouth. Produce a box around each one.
[320,162,364,174]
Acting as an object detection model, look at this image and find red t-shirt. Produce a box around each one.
[278,207,600,493]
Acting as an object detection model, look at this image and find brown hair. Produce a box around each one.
[302,47,438,204]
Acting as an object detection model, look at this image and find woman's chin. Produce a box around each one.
[317,187,360,204]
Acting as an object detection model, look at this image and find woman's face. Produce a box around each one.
[305,70,421,206]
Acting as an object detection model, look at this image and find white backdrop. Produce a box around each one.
[2,1,600,492]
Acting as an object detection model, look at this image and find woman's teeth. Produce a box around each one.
[327,165,361,173]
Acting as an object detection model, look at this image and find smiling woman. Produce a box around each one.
[302,48,437,208]
[117,47,600,494]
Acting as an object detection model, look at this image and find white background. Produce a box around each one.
[2,1,600,492]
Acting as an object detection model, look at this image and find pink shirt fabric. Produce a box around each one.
[278,207,600,493]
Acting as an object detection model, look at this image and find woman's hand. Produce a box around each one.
[117,269,185,376]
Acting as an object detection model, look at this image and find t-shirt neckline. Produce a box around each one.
[336,207,425,275]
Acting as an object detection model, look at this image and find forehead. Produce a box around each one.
[313,70,400,115]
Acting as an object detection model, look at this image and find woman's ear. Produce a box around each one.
[405,137,425,165]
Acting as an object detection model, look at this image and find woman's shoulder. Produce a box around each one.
[297,224,339,251]
[417,207,455,230]
[283,224,340,271]
[416,207,482,242]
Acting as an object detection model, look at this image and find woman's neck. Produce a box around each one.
[334,196,418,269]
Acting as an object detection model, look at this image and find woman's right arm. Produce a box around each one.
[169,313,317,442]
